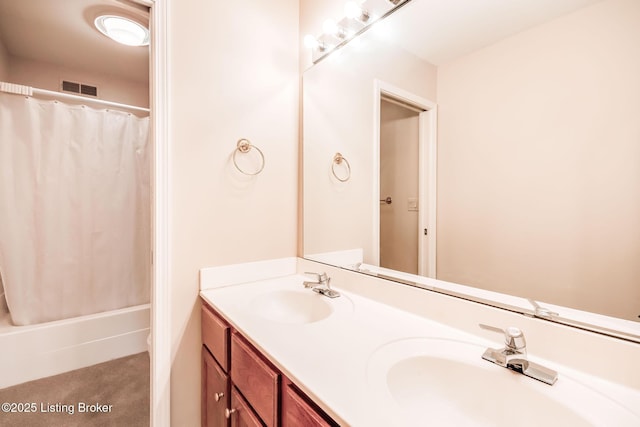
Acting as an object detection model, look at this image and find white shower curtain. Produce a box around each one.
[0,93,150,326]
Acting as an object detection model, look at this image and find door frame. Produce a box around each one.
[373,80,437,278]
[135,0,170,425]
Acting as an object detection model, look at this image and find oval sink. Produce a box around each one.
[367,338,640,426]
[249,290,333,324]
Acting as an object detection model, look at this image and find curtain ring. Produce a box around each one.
[331,152,351,182]
[233,139,265,175]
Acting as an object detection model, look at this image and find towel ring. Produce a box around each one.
[233,139,265,175]
[331,152,351,182]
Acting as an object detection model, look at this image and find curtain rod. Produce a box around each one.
[0,81,150,114]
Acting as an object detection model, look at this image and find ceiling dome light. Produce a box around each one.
[94,15,149,47]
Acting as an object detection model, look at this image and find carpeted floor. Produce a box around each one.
[0,352,149,427]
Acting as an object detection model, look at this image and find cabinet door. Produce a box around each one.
[227,386,264,427]
[282,382,337,427]
[231,333,279,427]
[202,347,230,427]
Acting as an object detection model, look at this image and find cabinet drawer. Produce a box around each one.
[202,304,230,372]
[202,347,230,427]
[282,382,338,427]
[231,333,279,427]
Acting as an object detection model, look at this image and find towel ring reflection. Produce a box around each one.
[331,152,351,182]
[233,139,265,175]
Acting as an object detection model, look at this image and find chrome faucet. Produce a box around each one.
[303,272,340,298]
[479,324,558,385]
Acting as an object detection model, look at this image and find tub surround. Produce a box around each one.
[200,258,640,425]
[0,304,150,389]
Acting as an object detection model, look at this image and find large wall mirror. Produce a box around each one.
[302,0,640,340]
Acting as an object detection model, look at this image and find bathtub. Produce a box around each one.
[0,303,150,389]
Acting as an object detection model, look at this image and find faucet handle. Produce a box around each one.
[304,272,331,286]
[304,271,327,283]
[479,324,526,351]
[527,299,559,319]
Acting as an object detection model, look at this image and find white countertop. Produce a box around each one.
[200,272,640,426]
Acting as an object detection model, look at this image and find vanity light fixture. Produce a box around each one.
[94,15,149,47]
[304,0,411,63]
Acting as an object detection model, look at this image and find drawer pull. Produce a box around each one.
[225,408,236,419]
[214,392,224,402]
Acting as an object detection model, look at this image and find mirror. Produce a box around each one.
[303,0,640,339]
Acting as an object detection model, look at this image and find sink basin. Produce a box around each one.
[367,338,640,426]
[249,290,334,324]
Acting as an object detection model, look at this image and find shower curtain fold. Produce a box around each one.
[0,93,150,326]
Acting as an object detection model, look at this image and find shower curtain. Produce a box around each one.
[0,93,150,326]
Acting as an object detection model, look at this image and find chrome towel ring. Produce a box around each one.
[233,139,265,175]
[331,152,351,182]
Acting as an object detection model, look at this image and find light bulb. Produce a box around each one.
[304,34,319,49]
[344,1,370,22]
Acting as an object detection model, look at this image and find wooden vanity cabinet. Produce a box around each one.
[202,299,339,427]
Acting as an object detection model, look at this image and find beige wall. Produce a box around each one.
[4,56,148,107]
[168,0,299,424]
[437,0,640,320]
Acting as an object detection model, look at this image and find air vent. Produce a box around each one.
[62,80,80,93]
[80,84,98,97]
[61,80,98,97]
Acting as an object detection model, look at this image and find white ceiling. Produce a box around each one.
[0,0,149,83]
[0,0,604,83]
[373,0,603,65]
